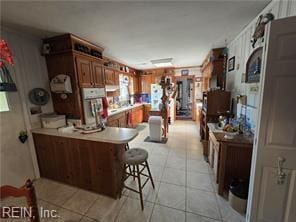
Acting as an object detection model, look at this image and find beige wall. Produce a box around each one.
[0,27,53,186]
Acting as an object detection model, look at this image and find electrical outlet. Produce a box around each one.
[249,85,259,93]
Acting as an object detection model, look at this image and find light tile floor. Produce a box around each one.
[1,121,246,222]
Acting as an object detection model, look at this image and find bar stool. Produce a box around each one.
[122,148,155,210]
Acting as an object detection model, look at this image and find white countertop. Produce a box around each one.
[108,103,144,117]
[32,127,139,144]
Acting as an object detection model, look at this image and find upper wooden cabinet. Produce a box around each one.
[105,68,115,85]
[128,73,139,95]
[104,67,120,86]
[75,55,105,88]
[76,56,93,88]
[139,74,152,93]
[92,61,105,87]
[201,48,226,91]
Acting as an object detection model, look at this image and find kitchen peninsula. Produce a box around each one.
[32,127,138,198]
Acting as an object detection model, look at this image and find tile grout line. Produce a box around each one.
[185,136,189,222]
[148,145,169,222]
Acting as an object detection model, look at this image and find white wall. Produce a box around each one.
[226,0,296,129]
[224,1,296,221]
[0,27,53,186]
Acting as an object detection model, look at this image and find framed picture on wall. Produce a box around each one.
[246,47,263,83]
[181,69,189,76]
[228,56,235,72]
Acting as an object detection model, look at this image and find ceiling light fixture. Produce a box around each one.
[151,58,173,67]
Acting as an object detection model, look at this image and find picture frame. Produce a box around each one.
[245,47,263,83]
[228,56,235,72]
[181,69,189,76]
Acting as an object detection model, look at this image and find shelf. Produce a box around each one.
[44,49,106,63]
[103,66,136,75]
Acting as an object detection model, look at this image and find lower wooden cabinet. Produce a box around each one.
[106,105,144,128]
[207,129,253,196]
[131,105,143,126]
[106,112,126,127]
[33,133,125,198]
[143,104,151,122]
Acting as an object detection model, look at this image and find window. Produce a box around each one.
[0,92,9,112]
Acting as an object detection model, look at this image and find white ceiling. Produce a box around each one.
[1,1,270,69]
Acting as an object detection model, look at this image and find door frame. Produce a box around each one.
[173,75,196,121]
[247,16,296,221]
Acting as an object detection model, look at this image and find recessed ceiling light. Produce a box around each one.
[151,58,173,67]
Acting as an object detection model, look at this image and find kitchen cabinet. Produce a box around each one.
[201,48,225,91]
[45,53,83,119]
[200,90,230,157]
[92,61,105,87]
[76,56,93,88]
[128,74,139,95]
[33,133,126,198]
[209,131,220,183]
[143,104,151,122]
[114,72,119,85]
[132,105,143,126]
[76,55,106,88]
[106,105,144,128]
[207,125,253,196]
[107,112,127,128]
[139,74,152,93]
[105,68,115,85]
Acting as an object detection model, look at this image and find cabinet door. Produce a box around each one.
[92,61,105,87]
[140,75,152,93]
[128,74,134,95]
[33,134,57,180]
[105,68,115,85]
[209,139,214,168]
[118,115,127,128]
[114,72,119,86]
[144,75,152,93]
[213,144,219,183]
[133,75,139,94]
[76,56,93,87]
[107,119,118,127]
[143,104,151,122]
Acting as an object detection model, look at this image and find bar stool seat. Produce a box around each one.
[122,148,154,210]
[123,148,148,165]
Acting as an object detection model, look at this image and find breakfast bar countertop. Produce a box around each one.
[31,126,138,144]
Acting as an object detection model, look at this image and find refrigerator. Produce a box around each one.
[151,84,162,110]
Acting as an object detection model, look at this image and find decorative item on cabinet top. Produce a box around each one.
[251,13,274,48]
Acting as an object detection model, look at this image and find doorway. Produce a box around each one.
[175,76,194,120]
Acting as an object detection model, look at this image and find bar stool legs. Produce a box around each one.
[122,148,155,210]
[136,165,144,210]
[145,161,155,189]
